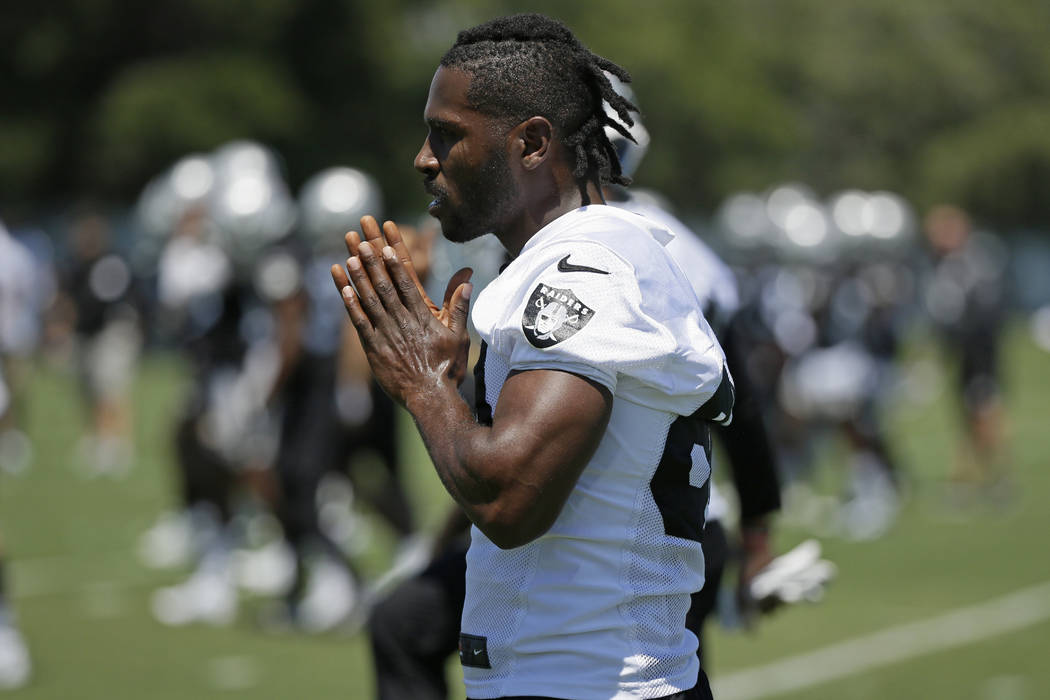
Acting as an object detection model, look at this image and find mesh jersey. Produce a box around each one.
[463,205,729,699]
[609,196,740,523]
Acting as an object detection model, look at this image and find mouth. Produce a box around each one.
[424,182,446,217]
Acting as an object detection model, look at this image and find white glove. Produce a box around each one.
[749,539,837,606]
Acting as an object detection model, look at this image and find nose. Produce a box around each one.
[414,138,439,176]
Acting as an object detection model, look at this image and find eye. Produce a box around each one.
[433,124,458,143]
[426,123,460,158]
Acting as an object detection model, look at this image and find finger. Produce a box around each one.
[383,220,440,314]
[382,219,414,272]
[446,281,473,337]
[383,220,437,312]
[443,267,474,308]
[344,251,391,333]
[361,215,386,247]
[330,264,374,341]
[380,244,433,323]
[344,230,362,259]
[358,241,412,328]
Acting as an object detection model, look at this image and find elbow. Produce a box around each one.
[484,527,534,550]
[471,500,556,550]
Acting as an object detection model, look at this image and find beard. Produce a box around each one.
[437,149,517,244]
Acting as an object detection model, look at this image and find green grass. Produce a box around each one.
[2,321,1048,699]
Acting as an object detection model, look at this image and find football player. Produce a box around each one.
[336,14,728,699]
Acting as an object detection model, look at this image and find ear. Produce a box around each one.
[515,116,553,171]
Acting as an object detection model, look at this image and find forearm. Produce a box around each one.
[404,369,607,549]
[404,380,547,548]
[406,379,497,508]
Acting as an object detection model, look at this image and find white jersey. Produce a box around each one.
[0,224,42,357]
[463,205,729,699]
[610,196,739,523]
[611,196,739,330]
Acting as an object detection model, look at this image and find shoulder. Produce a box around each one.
[472,206,702,367]
[478,206,683,316]
[524,205,683,283]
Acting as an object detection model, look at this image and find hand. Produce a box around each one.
[331,217,473,406]
[737,523,776,624]
[343,217,472,326]
[743,539,837,619]
[393,222,438,285]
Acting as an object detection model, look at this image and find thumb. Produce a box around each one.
[443,267,474,308]
[447,281,473,336]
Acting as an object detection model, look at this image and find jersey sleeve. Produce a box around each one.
[474,234,728,416]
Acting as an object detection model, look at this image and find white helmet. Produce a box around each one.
[133,153,221,269]
[208,140,297,268]
[135,153,216,237]
[298,166,383,255]
[602,72,650,180]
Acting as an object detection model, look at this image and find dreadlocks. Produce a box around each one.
[440,13,639,186]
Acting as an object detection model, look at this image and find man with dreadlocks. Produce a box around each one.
[333,14,730,699]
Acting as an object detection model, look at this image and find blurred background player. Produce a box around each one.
[247,167,430,633]
[296,167,423,558]
[716,186,915,540]
[0,539,31,691]
[0,219,45,477]
[0,220,37,690]
[57,208,143,477]
[143,142,296,626]
[922,204,1010,500]
[137,146,429,632]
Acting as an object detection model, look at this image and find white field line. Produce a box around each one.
[10,551,1050,695]
[712,580,1050,700]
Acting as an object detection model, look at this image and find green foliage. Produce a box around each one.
[2,0,1050,227]
[0,119,56,199]
[919,101,1050,226]
[87,53,309,190]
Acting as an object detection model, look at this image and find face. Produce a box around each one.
[924,205,970,256]
[414,66,519,243]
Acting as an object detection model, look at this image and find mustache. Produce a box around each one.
[423,179,447,201]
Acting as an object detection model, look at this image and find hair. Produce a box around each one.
[440,13,639,186]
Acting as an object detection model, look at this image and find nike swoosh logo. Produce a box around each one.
[472,649,483,655]
[557,255,609,275]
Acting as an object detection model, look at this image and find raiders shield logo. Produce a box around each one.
[522,284,595,348]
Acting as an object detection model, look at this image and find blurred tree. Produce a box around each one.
[87,53,308,190]
[1,0,1049,228]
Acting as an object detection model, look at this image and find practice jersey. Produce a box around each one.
[610,196,740,523]
[462,205,731,699]
[611,196,739,333]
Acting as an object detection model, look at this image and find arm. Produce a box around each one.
[715,311,781,614]
[717,312,781,524]
[332,218,612,549]
[406,367,610,549]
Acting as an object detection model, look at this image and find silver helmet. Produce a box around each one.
[602,72,650,180]
[298,166,383,256]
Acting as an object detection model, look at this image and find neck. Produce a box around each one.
[498,177,605,257]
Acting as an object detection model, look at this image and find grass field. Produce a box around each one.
[1,321,1048,699]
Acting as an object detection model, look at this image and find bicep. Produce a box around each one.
[482,368,612,540]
